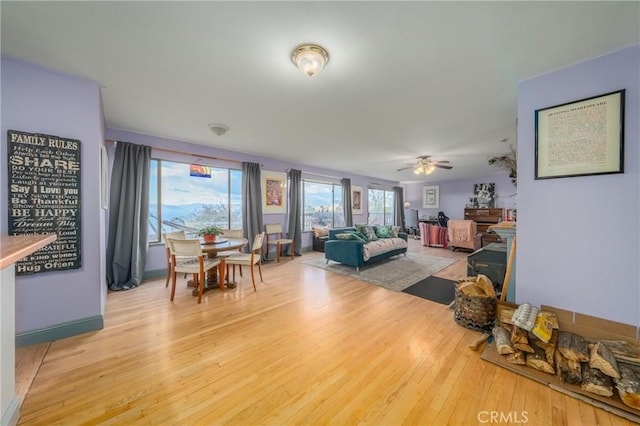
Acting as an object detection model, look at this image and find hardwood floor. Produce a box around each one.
[15,240,633,425]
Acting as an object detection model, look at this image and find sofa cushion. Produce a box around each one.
[363,237,408,261]
[391,225,401,238]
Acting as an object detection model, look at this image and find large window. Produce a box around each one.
[148,159,242,243]
[368,188,395,226]
[302,180,344,230]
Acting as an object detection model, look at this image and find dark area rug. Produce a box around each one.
[402,276,456,305]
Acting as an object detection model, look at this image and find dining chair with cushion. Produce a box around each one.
[224,232,265,291]
[162,230,186,287]
[265,223,294,263]
[168,238,223,303]
[217,229,245,276]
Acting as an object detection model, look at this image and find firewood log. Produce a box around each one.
[555,351,582,385]
[493,326,515,355]
[526,344,555,374]
[557,331,590,362]
[582,365,614,397]
[475,274,496,297]
[511,326,534,353]
[590,341,621,379]
[531,330,557,366]
[584,339,640,367]
[507,350,526,365]
[615,365,640,410]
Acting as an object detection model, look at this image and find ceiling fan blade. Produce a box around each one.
[434,164,453,169]
[435,160,450,164]
[396,166,413,171]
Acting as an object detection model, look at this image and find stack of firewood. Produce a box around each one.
[492,308,640,411]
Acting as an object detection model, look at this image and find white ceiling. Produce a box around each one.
[2,1,639,183]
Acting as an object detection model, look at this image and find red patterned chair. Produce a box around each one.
[419,222,448,248]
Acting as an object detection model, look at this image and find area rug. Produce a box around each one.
[301,253,457,292]
[402,276,457,305]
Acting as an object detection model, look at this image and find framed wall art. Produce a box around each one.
[261,170,287,214]
[535,90,624,180]
[422,185,439,209]
[351,185,363,214]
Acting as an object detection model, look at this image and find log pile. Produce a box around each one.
[492,306,640,411]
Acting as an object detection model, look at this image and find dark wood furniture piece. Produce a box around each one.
[464,207,504,247]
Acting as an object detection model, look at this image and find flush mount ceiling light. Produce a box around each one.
[208,123,229,136]
[291,43,329,77]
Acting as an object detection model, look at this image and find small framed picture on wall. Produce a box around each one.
[422,185,439,209]
[351,185,363,214]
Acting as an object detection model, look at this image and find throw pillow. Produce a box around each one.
[312,226,329,238]
[359,225,378,241]
[391,225,401,238]
[335,232,368,244]
[335,233,356,240]
[376,225,391,238]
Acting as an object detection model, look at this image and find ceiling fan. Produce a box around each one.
[397,155,453,175]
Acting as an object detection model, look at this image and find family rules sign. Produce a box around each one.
[7,130,82,275]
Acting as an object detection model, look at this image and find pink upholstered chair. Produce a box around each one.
[448,219,481,252]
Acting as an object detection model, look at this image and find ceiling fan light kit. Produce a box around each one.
[398,155,453,175]
[291,43,329,77]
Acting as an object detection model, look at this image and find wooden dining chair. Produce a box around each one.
[265,223,294,263]
[168,238,223,303]
[162,230,186,287]
[224,232,265,291]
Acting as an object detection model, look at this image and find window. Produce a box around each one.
[367,188,395,226]
[302,180,344,230]
[148,159,242,243]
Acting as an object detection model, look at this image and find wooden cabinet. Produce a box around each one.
[464,208,503,246]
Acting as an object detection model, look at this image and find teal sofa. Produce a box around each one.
[324,226,408,271]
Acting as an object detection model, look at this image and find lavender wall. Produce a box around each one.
[105,129,398,273]
[517,46,639,326]
[403,172,516,220]
[1,57,106,334]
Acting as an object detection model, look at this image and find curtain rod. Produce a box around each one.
[105,139,241,164]
[292,169,342,181]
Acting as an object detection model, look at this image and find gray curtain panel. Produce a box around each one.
[394,186,405,227]
[287,169,302,256]
[106,141,151,290]
[242,162,263,255]
[341,178,353,227]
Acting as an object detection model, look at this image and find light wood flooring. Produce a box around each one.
[15,239,634,425]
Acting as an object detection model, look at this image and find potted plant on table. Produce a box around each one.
[195,225,223,243]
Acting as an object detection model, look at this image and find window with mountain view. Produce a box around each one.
[368,188,395,226]
[302,180,344,230]
[148,159,242,243]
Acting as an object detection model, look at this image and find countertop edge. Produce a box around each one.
[0,234,58,269]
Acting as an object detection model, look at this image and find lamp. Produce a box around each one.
[404,201,411,208]
[291,44,329,77]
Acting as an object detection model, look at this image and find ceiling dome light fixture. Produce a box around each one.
[208,123,229,136]
[291,43,329,77]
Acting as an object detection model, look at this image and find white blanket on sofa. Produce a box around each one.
[363,238,407,261]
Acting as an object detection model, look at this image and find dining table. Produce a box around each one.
[198,236,248,292]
